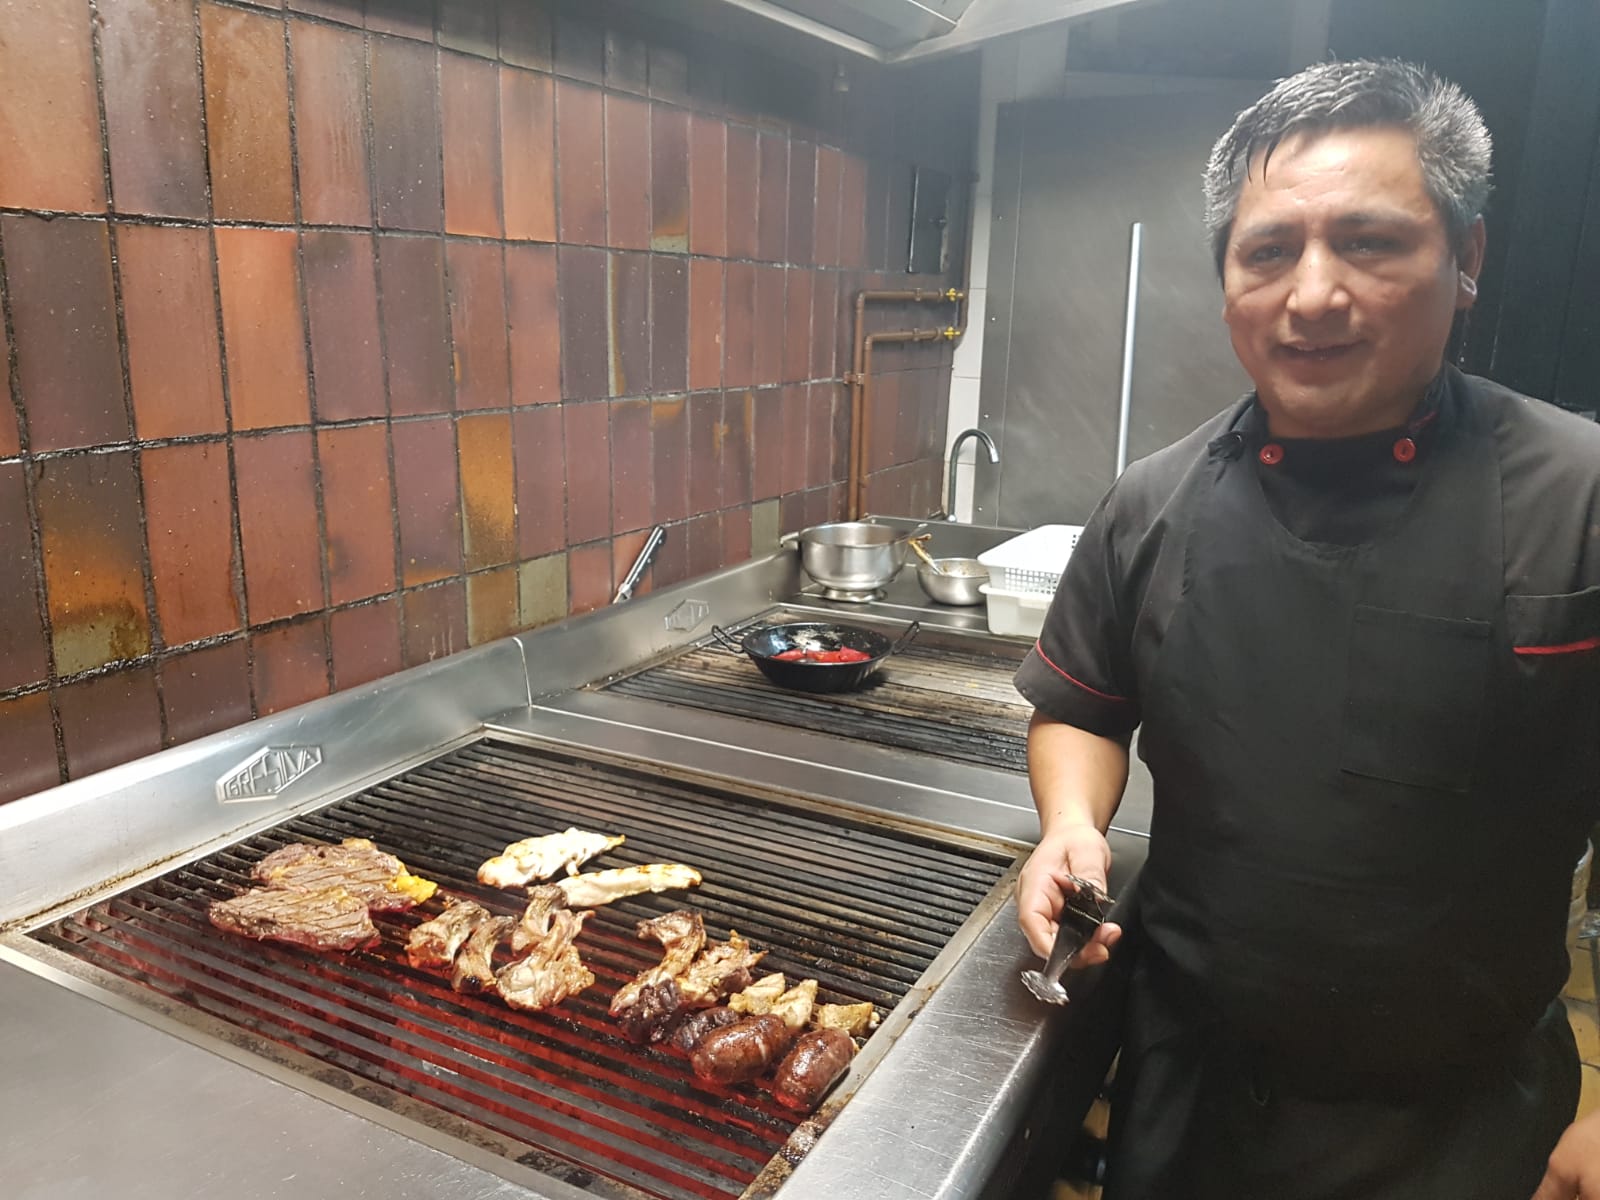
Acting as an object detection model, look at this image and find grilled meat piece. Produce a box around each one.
[452,915,512,993]
[728,972,787,1016]
[678,930,765,1008]
[771,1028,855,1113]
[813,1002,878,1037]
[478,828,625,889]
[690,1014,793,1085]
[618,980,683,1043]
[406,898,494,970]
[666,1005,743,1054]
[610,910,706,1018]
[555,864,702,908]
[253,838,437,911]
[510,884,569,954]
[768,979,818,1032]
[497,909,595,1012]
[208,885,378,952]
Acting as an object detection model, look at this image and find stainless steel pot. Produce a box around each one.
[783,522,919,593]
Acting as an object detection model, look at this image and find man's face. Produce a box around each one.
[1221,125,1484,439]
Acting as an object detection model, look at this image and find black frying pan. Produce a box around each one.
[711,621,921,694]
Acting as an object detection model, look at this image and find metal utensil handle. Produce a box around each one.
[708,625,748,655]
[890,620,923,655]
[1115,222,1143,479]
[613,525,666,604]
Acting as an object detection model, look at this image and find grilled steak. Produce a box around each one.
[208,886,379,952]
[497,909,595,1012]
[478,828,624,888]
[453,915,512,993]
[254,838,437,911]
[406,898,494,969]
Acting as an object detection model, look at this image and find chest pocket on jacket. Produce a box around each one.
[1340,605,1491,793]
[1505,588,1600,788]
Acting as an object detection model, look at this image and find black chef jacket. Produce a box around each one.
[1015,366,1600,1199]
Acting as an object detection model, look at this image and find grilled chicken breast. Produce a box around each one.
[208,885,379,952]
[406,898,494,969]
[555,864,702,908]
[253,838,437,911]
[478,828,625,889]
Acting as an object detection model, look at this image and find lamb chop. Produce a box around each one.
[208,885,379,952]
[497,909,595,1012]
[612,916,766,1043]
[406,898,494,970]
[510,884,569,954]
[253,838,437,911]
[478,828,624,889]
[554,864,702,908]
[452,915,512,993]
[611,911,707,1042]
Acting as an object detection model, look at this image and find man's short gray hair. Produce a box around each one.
[1202,58,1492,275]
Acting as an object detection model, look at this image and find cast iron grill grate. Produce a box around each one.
[29,738,1012,1200]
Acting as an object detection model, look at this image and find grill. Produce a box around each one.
[28,737,1013,1200]
[604,613,1032,772]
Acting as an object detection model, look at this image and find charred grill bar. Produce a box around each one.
[28,738,1012,1200]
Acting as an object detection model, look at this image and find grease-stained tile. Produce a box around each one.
[722,388,753,508]
[0,0,104,211]
[392,417,463,586]
[500,67,557,242]
[781,383,808,494]
[684,511,722,581]
[609,399,652,534]
[58,668,163,781]
[441,51,504,237]
[201,3,295,222]
[756,132,788,263]
[651,521,687,590]
[750,387,783,501]
[292,18,373,226]
[722,504,751,566]
[604,28,649,95]
[467,567,519,645]
[806,382,835,488]
[605,93,651,251]
[866,369,899,472]
[161,639,252,747]
[143,442,241,647]
[498,0,551,69]
[438,0,497,57]
[553,10,603,83]
[371,35,444,231]
[0,693,61,803]
[786,139,815,266]
[840,153,868,269]
[651,106,689,253]
[252,619,331,716]
[814,145,842,267]
[650,397,688,525]
[558,246,608,399]
[458,412,516,570]
[751,497,780,552]
[0,324,14,457]
[518,553,567,627]
[687,392,721,517]
[652,256,688,394]
[647,43,689,102]
[688,258,723,393]
[36,452,152,675]
[609,252,650,397]
[330,597,402,691]
[784,270,813,383]
[865,159,890,272]
[101,0,208,218]
[725,125,758,260]
[403,580,468,667]
[754,264,785,386]
[235,431,324,622]
[120,225,227,440]
[366,0,434,40]
[563,401,610,544]
[723,261,756,389]
[506,244,561,405]
[318,423,397,604]
[831,380,851,482]
[289,0,361,22]
[514,404,565,558]
[216,226,311,430]
[378,234,454,416]
[446,241,510,410]
[567,540,611,615]
[811,270,839,380]
[303,230,386,422]
[0,464,48,691]
[689,114,726,258]
[556,81,606,246]
[3,215,128,452]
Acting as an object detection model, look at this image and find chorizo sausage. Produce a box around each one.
[771,1027,855,1112]
[690,1014,791,1084]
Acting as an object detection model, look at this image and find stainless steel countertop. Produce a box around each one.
[0,533,1150,1200]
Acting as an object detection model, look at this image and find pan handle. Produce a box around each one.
[889,620,922,656]
[708,625,748,655]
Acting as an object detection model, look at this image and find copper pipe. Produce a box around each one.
[846,288,965,519]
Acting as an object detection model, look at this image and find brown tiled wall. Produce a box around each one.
[0,0,975,802]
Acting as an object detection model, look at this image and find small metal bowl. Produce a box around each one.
[916,558,989,606]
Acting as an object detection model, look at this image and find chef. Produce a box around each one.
[1013,59,1600,1199]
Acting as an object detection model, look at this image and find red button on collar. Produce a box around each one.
[1258,443,1284,466]
[1392,436,1417,463]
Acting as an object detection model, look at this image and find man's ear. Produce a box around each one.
[1456,217,1487,309]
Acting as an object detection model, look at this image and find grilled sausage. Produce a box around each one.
[690,1014,791,1085]
[666,1005,742,1054]
[771,1028,855,1113]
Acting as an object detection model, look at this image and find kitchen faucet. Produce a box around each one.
[946,428,1000,521]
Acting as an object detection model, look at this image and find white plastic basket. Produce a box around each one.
[977,524,1082,595]
[979,584,1052,639]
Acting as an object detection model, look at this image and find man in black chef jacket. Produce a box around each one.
[1013,59,1600,1199]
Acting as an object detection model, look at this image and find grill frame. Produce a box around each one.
[18,731,1023,1200]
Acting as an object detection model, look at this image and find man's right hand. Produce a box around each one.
[1016,823,1121,962]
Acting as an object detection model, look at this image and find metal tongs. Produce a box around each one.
[1020,873,1113,1005]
